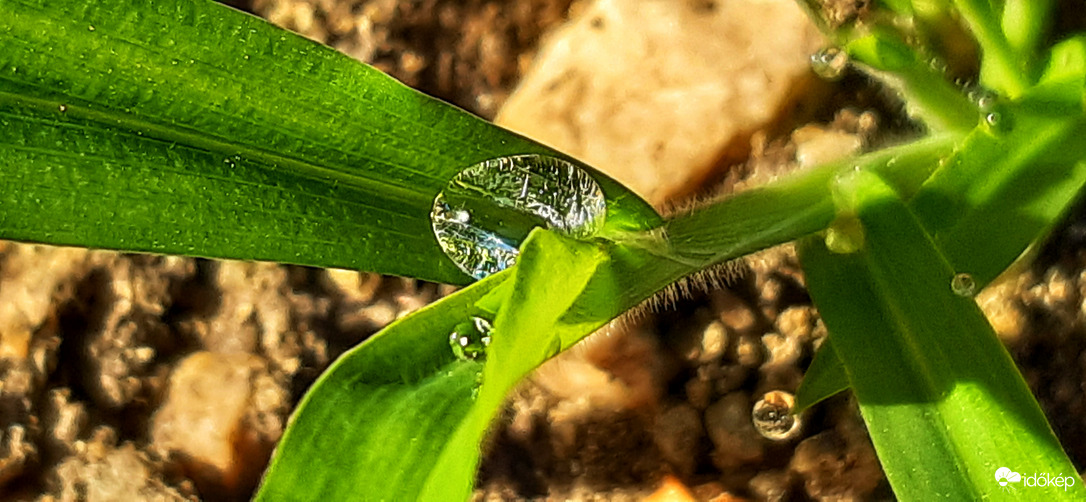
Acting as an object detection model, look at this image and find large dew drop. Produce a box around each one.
[431,154,607,279]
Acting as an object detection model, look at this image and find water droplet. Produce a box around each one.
[449,317,493,361]
[973,92,996,111]
[810,47,848,81]
[88,25,95,32]
[58,104,67,113]
[825,214,864,254]
[984,112,1001,127]
[928,56,948,74]
[951,272,976,297]
[431,154,607,279]
[753,391,801,441]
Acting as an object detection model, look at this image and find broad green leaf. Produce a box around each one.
[0,0,658,284]
[799,169,1083,500]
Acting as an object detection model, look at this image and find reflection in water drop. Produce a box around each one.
[58,104,67,113]
[810,47,848,81]
[951,272,976,297]
[449,317,493,361]
[752,390,801,441]
[431,154,607,279]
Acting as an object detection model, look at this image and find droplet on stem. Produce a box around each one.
[810,47,848,81]
[951,272,976,297]
[825,214,864,254]
[752,390,801,441]
[430,154,607,279]
[449,316,493,361]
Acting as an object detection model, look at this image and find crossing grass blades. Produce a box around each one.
[2,0,1086,499]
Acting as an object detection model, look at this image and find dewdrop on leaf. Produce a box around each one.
[430,154,607,279]
[951,272,976,297]
[449,317,493,361]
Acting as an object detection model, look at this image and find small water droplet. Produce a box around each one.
[431,154,607,279]
[449,317,493,361]
[928,57,948,74]
[88,25,95,32]
[825,214,864,254]
[753,391,801,441]
[984,112,1001,127]
[810,47,848,81]
[58,104,67,113]
[951,272,976,297]
[974,92,996,111]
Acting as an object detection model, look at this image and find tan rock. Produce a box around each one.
[151,351,282,497]
[497,0,825,206]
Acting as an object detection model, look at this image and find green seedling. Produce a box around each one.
[3,0,1085,499]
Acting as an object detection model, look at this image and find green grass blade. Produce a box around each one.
[909,109,1086,288]
[794,339,850,411]
[254,270,510,501]
[258,139,951,499]
[256,229,607,501]
[953,0,1032,96]
[1002,0,1055,59]
[665,135,956,266]
[799,170,1084,500]
[845,30,977,133]
[0,0,658,284]
[420,229,607,500]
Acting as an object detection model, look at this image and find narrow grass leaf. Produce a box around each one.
[800,170,1083,500]
[255,270,509,501]
[794,339,850,411]
[909,109,1086,288]
[0,0,658,284]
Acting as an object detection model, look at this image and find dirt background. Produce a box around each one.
[2,1,1086,501]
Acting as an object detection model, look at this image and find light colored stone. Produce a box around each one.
[791,125,863,168]
[0,246,86,361]
[497,0,825,206]
[150,351,275,496]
